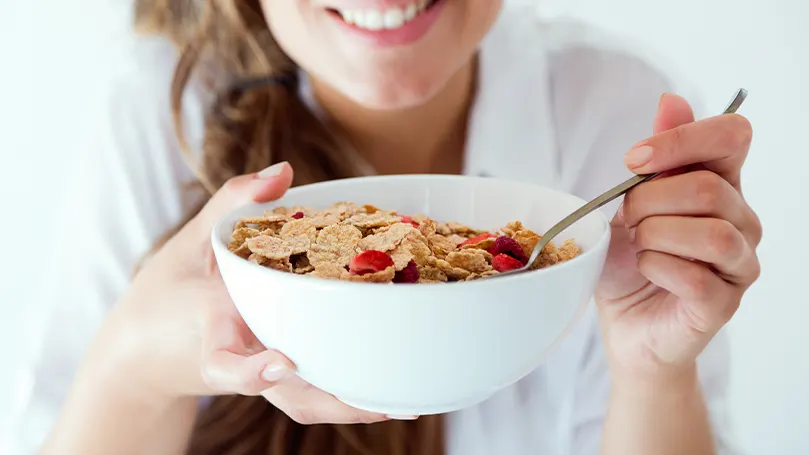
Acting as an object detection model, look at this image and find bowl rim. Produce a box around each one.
[211,174,611,292]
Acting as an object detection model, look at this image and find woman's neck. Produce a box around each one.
[311,58,477,176]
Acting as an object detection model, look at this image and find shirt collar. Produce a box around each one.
[297,5,560,186]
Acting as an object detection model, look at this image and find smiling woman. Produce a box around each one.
[19,0,760,454]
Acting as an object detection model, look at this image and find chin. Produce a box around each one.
[341,75,446,111]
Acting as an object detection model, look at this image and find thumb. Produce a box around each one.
[198,162,295,228]
[653,92,695,134]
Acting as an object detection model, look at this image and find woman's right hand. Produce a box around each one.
[84,162,396,424]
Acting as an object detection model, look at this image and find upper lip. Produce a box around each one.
[317,0,425,10]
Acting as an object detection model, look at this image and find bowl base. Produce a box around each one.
[336,391,494,416]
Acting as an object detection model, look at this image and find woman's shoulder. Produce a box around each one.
[98,34,211,145]
[491,7,702,114]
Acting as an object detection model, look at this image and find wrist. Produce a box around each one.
[611,363,702,400]
[82,305,191,404]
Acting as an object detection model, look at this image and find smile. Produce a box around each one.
[325,0,445,47]
[328,0,441,31]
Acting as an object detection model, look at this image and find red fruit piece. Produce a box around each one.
[349,250,395,275]
[492,254,524,273]
[458,233,496,248]
[393,260,419,284]
[400,216,419,228]
[291,212,305,219]
[489,236,528,264]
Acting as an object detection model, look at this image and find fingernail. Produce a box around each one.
[659,92,667,108]
[262,364,291,382]
[628,227,636,243]
[616,204,625,222]
[257,162,287,179]
[624,145,654,169]
[386,414,419,420]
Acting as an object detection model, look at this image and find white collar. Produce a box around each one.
[463,5,560,187]
[297,4,560,187]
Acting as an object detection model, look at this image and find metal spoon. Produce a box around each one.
[498,88,749,277]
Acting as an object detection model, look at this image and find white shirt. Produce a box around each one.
[10,3,741,454]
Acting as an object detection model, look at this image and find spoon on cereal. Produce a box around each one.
[496,88,749,278]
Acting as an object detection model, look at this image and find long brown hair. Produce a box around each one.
[133,1,444,454]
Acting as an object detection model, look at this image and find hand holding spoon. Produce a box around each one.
[496,88,749,277]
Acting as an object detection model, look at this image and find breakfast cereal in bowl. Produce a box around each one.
[211,175,610,415]
[228,202,582,283]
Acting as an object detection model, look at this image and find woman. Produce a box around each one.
[18,0,760,454]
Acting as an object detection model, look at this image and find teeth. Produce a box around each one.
[337,1,433,31]
[404,4,417,21]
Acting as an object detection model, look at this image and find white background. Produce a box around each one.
[1,0,807,454]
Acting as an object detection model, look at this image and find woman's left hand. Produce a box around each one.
[595,93,762,381]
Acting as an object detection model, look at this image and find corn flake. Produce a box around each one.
[445,250,492,274]
[229,201,582,283]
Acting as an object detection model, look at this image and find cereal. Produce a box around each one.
[512,229,541,256]
[489,236,529,265]
[247,235,304,260]
[229,202,582,283]
[426,256,472,281]
[418,265,449,283]
[344,212,403,229]
[458,233,495,248]
[492,254,524,272]
[358,223,416,253]
[307,224,363,268]
[349,250,395,275]
[445,250,492,274]
[426,234,457,260]
[393,260,420,284]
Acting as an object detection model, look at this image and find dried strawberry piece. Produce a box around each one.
[291,212,305,219]
[393,260,419,284]
[400,216,419,228]
[458,233,496,248]
[492,254,524,273]
[489,236,528,264]
[349,250,395,276]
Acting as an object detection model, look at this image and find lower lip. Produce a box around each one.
[328,0,446,47]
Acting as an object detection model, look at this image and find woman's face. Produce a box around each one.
[262,0,503,109]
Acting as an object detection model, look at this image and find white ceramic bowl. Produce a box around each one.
[212,175,610,415]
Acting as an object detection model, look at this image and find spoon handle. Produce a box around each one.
[524,88,749,269]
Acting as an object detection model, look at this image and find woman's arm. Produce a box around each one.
[40,313,200,455]
[600,369,715,455]
[548,32,744,455]
[41,370,199,455]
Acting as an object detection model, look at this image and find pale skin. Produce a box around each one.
[41,0,761,454]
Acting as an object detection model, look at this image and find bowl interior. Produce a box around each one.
[214,175,609,258]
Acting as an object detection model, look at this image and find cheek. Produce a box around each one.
[262,0,321,64]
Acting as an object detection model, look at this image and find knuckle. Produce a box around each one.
[726,114,753,149]
[707,219,743,261]
[220,177,242,196]
[718,298,741,325]
[748,256,762,284]
[684,268,714,302]
[667,126,685,157]
[634,219,654,249]
[199,362,221,391]
[353,411,382,424]
[692,171,726,213]
[286,407,320,425]
[748,209,764,246]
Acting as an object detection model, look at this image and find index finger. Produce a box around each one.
[625,113,753,190]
